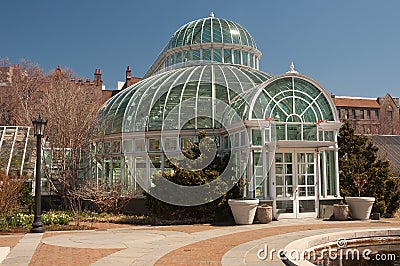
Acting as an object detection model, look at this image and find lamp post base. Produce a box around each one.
[30,221,45,233]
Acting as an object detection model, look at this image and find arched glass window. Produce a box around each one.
[250,77,335,122]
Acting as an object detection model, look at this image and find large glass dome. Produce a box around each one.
[145,13,262,77]
[99,64,272,134]
[166,14,257,50]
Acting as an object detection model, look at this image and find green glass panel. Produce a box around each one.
[294,78,320,98]
[287,124,301,140]
[227,20,241,44]
[252,93,267,119]
[285,153,292,163]
[237,25,249,46]
[276,175,283,186]
[183,51,191,62]
[148,93,165,131]
[192,20,203,44]
[164,85,184,128]
[276,166,283,175]
[175,27,186,47]
[303,125,317,141]
[233,50,241,64]
[183,21,196,46]
[276,200,293,212]
[317,94,334,120]
[286,187,293,197]
[286,176,293,186]
[223,67,243,94]
[276,124,286,140]
[202,18,212,43]
[212,19,222,43]
[176,52,182,63]
[307,175,315,185]
[299,187,306,196]
[275,153,283,163]
[202,49,211,60]
[276,188,283,197]
[252,129,262,146]
[213,48,222,62]
[324,131,334,141]
[219,19,232,44]
[272,108,287,122]
[223,49,232,64]
[286,164,293,174]
[242,51,249,66]
[295,97,311,116]
[307,188,315,196]
[312,102,323,121]
[215,83,229,103]
[192,49,200,60]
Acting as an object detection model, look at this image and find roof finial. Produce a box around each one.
[209,12,215,18]
[287,62,299,74]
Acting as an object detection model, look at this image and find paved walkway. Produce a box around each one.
[0,219,400,265]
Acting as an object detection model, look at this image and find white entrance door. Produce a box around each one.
[273,150,317,218]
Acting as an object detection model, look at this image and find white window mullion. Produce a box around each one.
[20,127,30,176]
[6,127,18,176]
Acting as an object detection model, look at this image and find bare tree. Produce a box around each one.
[69,181,135,215]
[41,67,103,210]
[0,172,28,217]
[0,59,45,126]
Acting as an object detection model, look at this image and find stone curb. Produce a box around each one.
[283,227,400,265]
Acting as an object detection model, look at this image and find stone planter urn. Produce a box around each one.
[346,197,375,220]
[228,199,259,225]
[333,204,350,220]
[256,205,273,223]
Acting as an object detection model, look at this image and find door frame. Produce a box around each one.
[272,148,319,219]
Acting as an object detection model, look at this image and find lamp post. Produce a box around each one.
[31,115,47,233]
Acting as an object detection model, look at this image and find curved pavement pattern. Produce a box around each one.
[2,219,400,265]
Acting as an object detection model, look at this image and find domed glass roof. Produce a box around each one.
[145,14,262,77]
[99,64,272,134]
[165,14,257,50]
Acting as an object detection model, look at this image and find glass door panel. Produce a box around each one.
[275,152,294,214]
[274,151,317,218]
[296,152,316,217]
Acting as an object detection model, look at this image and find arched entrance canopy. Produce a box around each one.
[223,73,339,126]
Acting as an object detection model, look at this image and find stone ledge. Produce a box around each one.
[283,227,400,266]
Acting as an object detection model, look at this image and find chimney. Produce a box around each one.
[126,66,132,82]
[94,68,102,87]
[55,65,62,74]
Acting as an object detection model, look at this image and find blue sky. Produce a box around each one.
[1,1,399,97]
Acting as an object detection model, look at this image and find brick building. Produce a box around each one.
[334,93,400,135]
[334,94,400,176]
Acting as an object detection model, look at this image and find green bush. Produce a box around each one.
[145,131,239,222]
[339,121,400,216]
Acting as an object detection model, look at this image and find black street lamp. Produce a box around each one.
[31,114,47,233]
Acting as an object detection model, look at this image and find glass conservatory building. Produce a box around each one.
[96,14,341,218]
